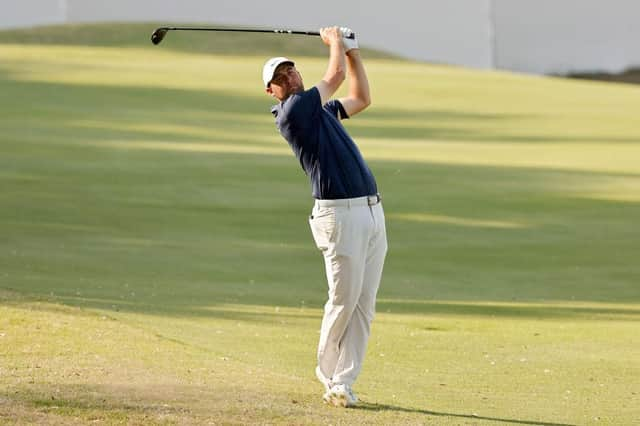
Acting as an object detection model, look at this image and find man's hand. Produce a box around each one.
[340,27,359,53]
[320,26,343,48]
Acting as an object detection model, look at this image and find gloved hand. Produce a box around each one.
[340,27,359,52]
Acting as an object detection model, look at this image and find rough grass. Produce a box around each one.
[1,24,640,425]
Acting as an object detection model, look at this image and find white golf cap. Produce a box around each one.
[262,56,295,87]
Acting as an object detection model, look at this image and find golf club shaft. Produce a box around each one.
[163,27,322,36]
[151,26,355,45]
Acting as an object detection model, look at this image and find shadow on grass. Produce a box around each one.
[356,401,576,426]
[3,73,639,146]
[2,68,640,316]
[4,290,638,324]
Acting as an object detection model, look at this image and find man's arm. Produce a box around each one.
[338,48,371,118]
[317,27,346,105]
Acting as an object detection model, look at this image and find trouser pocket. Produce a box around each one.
[309,206,337,251]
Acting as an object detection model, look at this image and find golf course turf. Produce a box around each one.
[1,23,639,425]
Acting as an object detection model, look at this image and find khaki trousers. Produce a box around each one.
[309,195,388,386]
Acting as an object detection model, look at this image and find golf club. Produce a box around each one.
[151,26,355,45]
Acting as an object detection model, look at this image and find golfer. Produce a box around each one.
[262,26,387,407]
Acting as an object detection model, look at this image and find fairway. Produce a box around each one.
[1,25,639,425]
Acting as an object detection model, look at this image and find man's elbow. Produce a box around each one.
[359,96,371,112]
[349,97,371,117]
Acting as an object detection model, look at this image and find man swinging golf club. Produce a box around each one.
[263,26,388,407]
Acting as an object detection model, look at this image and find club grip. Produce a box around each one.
[274,29,355,39]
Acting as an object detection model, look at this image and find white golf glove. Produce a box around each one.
[340,27,359,52]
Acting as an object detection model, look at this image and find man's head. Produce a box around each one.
[262,57,304,101]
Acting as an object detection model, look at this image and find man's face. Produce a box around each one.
[266,64,304,100]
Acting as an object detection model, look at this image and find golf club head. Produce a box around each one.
[151,28,169,45]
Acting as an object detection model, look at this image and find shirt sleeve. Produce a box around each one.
[323,99,350,120]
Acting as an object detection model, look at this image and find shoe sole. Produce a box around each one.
[323,392,355,408]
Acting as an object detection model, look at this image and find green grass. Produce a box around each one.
[1,24,640,425]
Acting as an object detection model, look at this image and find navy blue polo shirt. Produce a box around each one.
[271,87,378,200]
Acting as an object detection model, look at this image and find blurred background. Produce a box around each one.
[3,0,640,77]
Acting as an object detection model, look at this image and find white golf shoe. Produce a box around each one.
[323,383,358,408]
